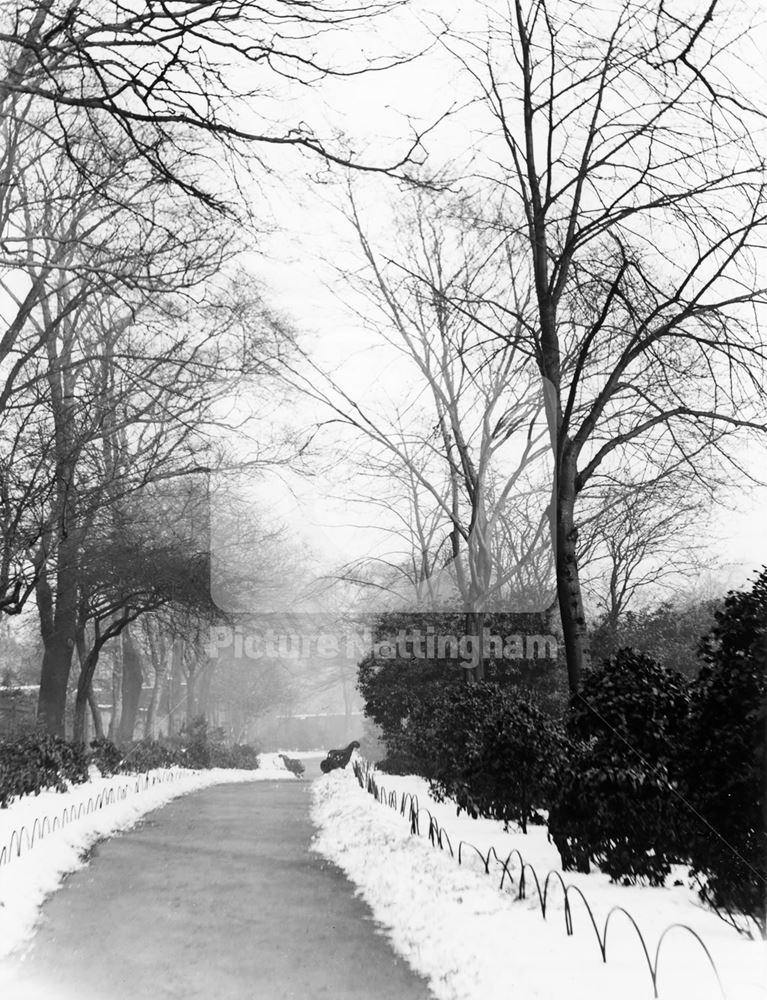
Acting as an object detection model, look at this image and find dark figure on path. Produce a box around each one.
[320,741,360,774]
[279,754,305,778]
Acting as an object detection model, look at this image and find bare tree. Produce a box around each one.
[435,0,767,689]
[30,275,284,735]
[0,107,290,735]
[207,644,295,744]
[139,614,188,741]
[70,484,218,744]
[577,472,714,632]
[0,0,429,212]
[287,189,553,676]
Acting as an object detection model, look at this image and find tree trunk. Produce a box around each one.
[144,660,167,739]
[108,647,122,741]
[73,655,93,744]
[143,622,166,739]
[88,684,104,740]
[195,658,215,722]
[166,638,184,737]
[556,477,589,693]
[73,625,95,744]
[118,627,143,744]
[37,314,81,735]
[465,610,486,681]
[74,645,105,745]
[37,633,74,736]
[36,541,79,736]
[185,660,196,724]
[166,668,173,738]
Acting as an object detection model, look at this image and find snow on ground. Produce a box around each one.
[0,757,294,962]
[311,766,767,1000]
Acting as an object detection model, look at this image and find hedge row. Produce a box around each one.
[0,734,89,808]
[0,717,261,809]
[367,568,767,937]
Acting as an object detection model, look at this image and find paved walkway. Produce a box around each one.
[6,772,432,1000]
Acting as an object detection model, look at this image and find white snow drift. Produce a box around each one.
[311,766,767,1000]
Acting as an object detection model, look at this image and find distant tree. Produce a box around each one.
[70,500,218,744]
[291,190,554,677]
[579,473,714,631]
[139,611,186,741]
[207,645,295,745]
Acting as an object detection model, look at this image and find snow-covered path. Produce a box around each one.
[2,776,432,1000]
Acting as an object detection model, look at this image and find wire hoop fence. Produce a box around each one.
[353,759,728,1000]
[0,768,198,872]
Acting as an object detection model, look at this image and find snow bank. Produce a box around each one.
[311,767,767,1000]
[0,758,293,961]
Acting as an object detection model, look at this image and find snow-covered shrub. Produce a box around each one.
[92,731,260,773]
[683,569,767,937]
[212,741,260,770]
[403,682,566,832]
[177,715,213,768]
[123,738,186,771]
[168,717,260,770]
[548,648,689,884]
[0,732,89,807]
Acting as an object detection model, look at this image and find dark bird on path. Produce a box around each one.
[279,754,305,777]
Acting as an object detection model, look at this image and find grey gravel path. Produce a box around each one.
[4,772,432,1000]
